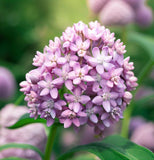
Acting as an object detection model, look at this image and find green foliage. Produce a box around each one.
[0,143,44,159]
[1,157,28,160]
[7,113,46,129]
[128,32,154,61]
[58,135,154,160]
[69,152,99,160]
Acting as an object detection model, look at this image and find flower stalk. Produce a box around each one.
[44,123,58,160]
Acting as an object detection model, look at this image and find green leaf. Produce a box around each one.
[0,143,44,159]
[128,32,154,60]
[7,113,46,129]
[69,152,100,160]
[1,157,28,160]
[58,135,154,160]
[134,94,154,107]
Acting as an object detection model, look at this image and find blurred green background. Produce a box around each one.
[0,0,153,120]
[0,0,154,159]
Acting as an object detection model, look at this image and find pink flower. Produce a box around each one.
[86,47,114,74]
[33,51,45,67]
[70,36,90,57]
[44,49,66,68]
[92,87,119,112]
[68,64,94,85]
[64,87,90,113]
[53,63,73,90]
[87,0,152,28]
[38,73,59,99]
[20,21,137,134]
[60,109,86,128]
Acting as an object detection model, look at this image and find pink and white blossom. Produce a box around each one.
[20,21,137,134]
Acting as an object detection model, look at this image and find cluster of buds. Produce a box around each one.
[20,21,137,134]
[87,0,153,27]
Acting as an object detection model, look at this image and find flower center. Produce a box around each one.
[111,76,120,85]
[96,74,101,82]
[102,92,110,101]
[86,108,94,116]
[111,108,121,119]
[69,112,76,119]
[78,71,84,78]
[97,55,104,64]
[47,100,54,109]
[47,81,54,89]
[74,95,80,102]
[51,55,57,63]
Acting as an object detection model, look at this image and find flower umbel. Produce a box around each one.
[20,21,137,134]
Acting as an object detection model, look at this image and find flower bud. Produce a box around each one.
[99,0,135,26]
[0,67,16,100]
[87,0,107,14]
[135,5,153,27]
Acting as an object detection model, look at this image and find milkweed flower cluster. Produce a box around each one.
[20,21,137,134]
[87,0,153,27]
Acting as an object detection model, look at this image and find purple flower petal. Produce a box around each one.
[90,114,98,123]
[110,92,119,99]
[57,57,67,64]
[83,75,95,82]
[70,43,78,52]
[53,68,62,76]
[103,101,110,112]
[74,87,82,96]
[92,47,100,58]
[50,88,58,99]
[80,95,90,104]
[103,120,110,127]
[55,102,62,110]
[68,71,76,79]
[38,80,47,88]
[64,94,74,102]
[76,36,82,47]
[73,78,81,85]
[40,88,49,96]
[83,39,90,50]
[50,109,56,119]
[92,96,102,104]
[52,77,64,85]
[103,62,114,71]
[47,117,54,126]
[73,118,80,127]
[96,65,104,74]
[64,119,72,128]
[65,80,73,91]
[92,82,101,92]
[73,102,80,113]
[112,68,123,77]
[107,80,113,88]
[101,113,109,120]
[61,110,71,117]
[78,111,87,117]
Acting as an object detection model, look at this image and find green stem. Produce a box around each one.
[121,27,127,45]
[121,60,154,138]
[44,123,58,160]
[14,94,25,106]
